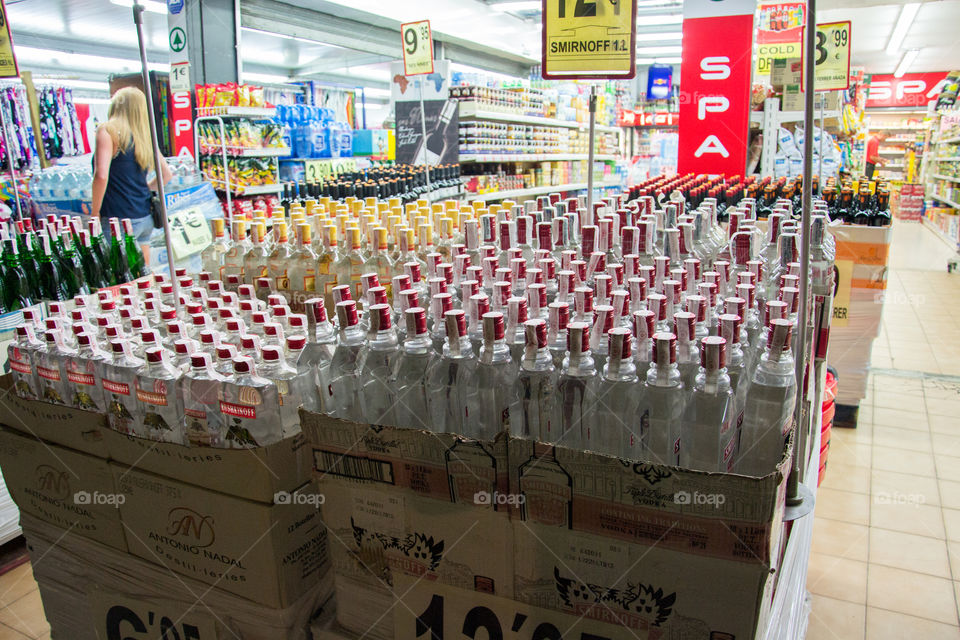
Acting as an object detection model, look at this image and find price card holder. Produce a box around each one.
[541,0,637,79]
[400,20,434,76]
[805,21,851,92]
[170,62,191,93]
[167,206,212,261]
[304,158,359,182]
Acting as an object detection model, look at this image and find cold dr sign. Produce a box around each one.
[542,0,637,79]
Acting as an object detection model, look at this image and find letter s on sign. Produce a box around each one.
[173,92,191,108]
[700,57,731,80]
[868,81,891,102]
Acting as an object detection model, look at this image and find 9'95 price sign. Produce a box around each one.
[401,20,434,76]
[812,21,851,91]
[395,576,629,640]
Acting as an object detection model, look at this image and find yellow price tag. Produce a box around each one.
[542,0,637,79]
[813,21,851,91]
[400,20,434,76]
[168,206,212,261]
[0,0,20,79]
[304,158,359,182]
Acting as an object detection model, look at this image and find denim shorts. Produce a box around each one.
[100,215,155,245]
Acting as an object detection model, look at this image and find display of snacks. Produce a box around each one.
[197,120,289,155]
[201,156,279,189]
[222,194,283,221]
[449,85,546,117]
[195,82,269,109]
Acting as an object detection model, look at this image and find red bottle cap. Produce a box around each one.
[335,300,359,327]
[525,319,548,349]
[700,335,726,370]
[287,335,306,351]
[482,311,505,342]
[369,303,392,331]
[191,352,211,368]
[652,331,677,364]
[445,309,467,338]
[673,311,696,342]
[549,302,570,331]
[608,327,632,360]
[174,339,195,355]
[575,287,594,314]
[145,347,165,363]
[332,284,353,303]
[632,309,656,341]
[765,300,788,326]
[719,313,742,345]
[232,356,253,374]
[306,298,328,323]
[686,295,707,323]
[567,321,590,354]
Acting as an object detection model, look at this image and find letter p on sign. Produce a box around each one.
[698,96,729,120]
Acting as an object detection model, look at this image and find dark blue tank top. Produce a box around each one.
[99,141,152,220]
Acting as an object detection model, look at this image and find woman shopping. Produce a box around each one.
[91,86,172,258]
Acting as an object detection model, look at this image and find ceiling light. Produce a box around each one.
[241,27,327,46]
[635,32,683,42]
[110,0,168,15]
[635,58,656,66]
[15,46,169,73]
[886,3,921,56]
[894,48,920,78]
[241,72,298,85]
[491,1,542,11]
[654,57,682,64]
[637,46,682,55]
[637,14,683,26]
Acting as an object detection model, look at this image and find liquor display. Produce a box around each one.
[9,186,833,478]
[279,164,462,204]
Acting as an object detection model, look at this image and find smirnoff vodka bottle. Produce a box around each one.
[65,332,108,411]
[426,310,477,434]
[180,352,226,446]
[326,301,364,421]
[135,347,185,443]
[8,326,42,399]
[515,319,559,442]
[36,330,74,406]
[100,340,145,435]
[644,332,686,466]
[473,312,520,439]
[358,304,400,425]
[391,307,435,429]
[681,336,736,472]
[219,356,277,448]
[591,328,642,458]
[259,345,305,439]
[556,322,598,449]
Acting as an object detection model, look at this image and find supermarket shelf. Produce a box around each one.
[874,127,926,132]
[936,135,960,145]
[208,181,283,195]
[932,174,960,183]
[878,149,904,154]
[464,180,621,202]
[458,105,620,133]
[200,147,291,158]
[460,153,617,163]
[921,216,960,249]
[937,157,960,161]
[196,106,276,118]
[932,193,960,209]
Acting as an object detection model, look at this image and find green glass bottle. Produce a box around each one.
[58,229,90,296]
[108,218,132,285]
[77,229,107,289]
[36,233,67,301]
[87,218,115,286]
[121,218,146,279]
[14,224,40,300]
[1,238,33,311]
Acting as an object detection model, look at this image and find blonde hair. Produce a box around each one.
[105,87,153,171]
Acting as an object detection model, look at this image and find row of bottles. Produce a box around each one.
[280,164,461,206]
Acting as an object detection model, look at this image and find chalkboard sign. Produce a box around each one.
[395,99,459,165]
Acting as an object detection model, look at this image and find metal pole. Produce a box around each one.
[0,99,23,220]
[818,94,824,181]
[785,0,816,516]
[418,79,431,191]
[133,4,179,306]
[587,85,597,215]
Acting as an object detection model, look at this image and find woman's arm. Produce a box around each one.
[90,127,114,217]
[147,155,174,191]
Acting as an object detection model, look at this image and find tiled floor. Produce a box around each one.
[807,219,960,640]
[0,220,954,640]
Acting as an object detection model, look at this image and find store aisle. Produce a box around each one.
[807,219,960,640]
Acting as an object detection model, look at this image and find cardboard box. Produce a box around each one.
[99,428,313,504]
[0,374,109,458]
[352,130,390,158]
[302,412,791,640]
[21,513,332,640]
[771,58,802,87]
[782,84,804,111]
[0,427,126,551]
[114,464,330,608]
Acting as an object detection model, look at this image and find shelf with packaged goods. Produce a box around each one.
[931,193,960,208]
[921,216,960,250]
[460,153,617,163]
[933,174,960,183]
[878,149,905,155]
[199,147,291,158]
[195,106,276,118]
[457,103,620,134]
[937,157,960,161]
[464,180,621,202]
[937,135,960,145]
[750,110,840,125]
[208,181,283,196]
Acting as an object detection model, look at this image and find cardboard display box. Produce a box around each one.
[114,464,330,608]
[21,513,332,640]
[0,427,126,551]
[301,411,791,640]
[771,58,802,87]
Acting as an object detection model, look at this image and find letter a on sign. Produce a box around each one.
[694,135,730,158]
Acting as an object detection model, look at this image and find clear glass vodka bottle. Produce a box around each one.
[326,300,365,421]
[65,332,108,411]
[219,356,278,448]
[357,303,400,425]
[180,352,226,447]
[514,319,560,442]
[681,336,736,472]
[243,222,270,285]
[592,328,642,458]
[215,344,238,377]
[391,307,435,430]
[505,296,528,363]
[8,325,42,400]
[135,347,185,444]
[302,297,337,412]
[674,311,700,392]
[288,223,318,313]
[809,216,834,297]
[737,319,797,477]
[472,311,521,440]
[644,332,686,467]
[426,310,477,434]
[201,218,231,278]
[221,220,249,282]
[719,313,748,439]
[258,345,304,439]
[36,330,75,406]
[100,339,145,436]
[546,301,570,370]
[556,322,598,449]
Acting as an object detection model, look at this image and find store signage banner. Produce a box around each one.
[400,20,434,76]
[678,0,755,176]
[618,110,679,127]
[167,2,193,160]
[540,0,636,79]
[755,1,804,76]
[812,22,851,91]
[866,72,950,108]
[395,99,458,165]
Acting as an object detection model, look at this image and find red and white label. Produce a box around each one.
[678,0,755,175]
[220,400,256,419]
[10,360,32,375]
[185,408,206,419]
[37,366,60,382]
[171,91,194,161]
[136,389,168,406]
[103,378,130,396]
[618,110,679,127]
[866,72,950,108]
[67,371,96,386]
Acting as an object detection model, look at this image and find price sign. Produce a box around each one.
[170,62,190,93]
[813,21,851,91]
[400,20,434,76]
[0,0,19,79]
[395,576,631,640]
[167,206,212,260]
[304,158,359,182]
[542,0,637,79]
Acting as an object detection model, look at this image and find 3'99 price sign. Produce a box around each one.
[400,20,434,76]
[812,21,851,91]
[395,576,628,640]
